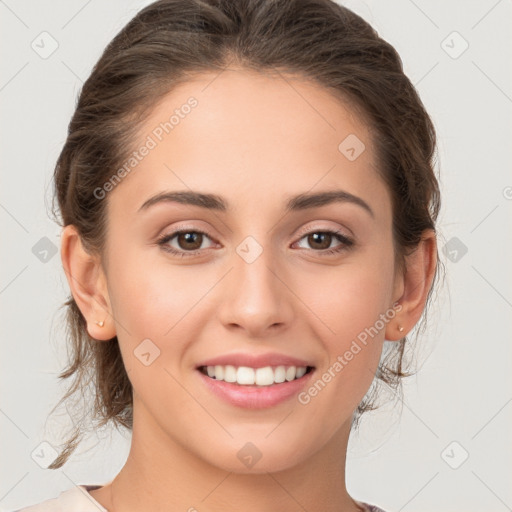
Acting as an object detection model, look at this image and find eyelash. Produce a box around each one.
[156,228,354,258]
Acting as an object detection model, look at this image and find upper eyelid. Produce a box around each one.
[294,225,351,239]
[160,219,352,239]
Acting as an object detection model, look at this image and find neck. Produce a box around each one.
[101,398,362,512]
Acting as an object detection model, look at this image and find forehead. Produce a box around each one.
[141,67,372,156]
[108,67,388,218]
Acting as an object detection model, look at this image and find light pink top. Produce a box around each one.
[12,484,387,511]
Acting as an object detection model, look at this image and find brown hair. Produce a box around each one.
[48,0,443,469]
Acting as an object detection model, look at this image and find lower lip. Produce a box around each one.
[196,368,315,409]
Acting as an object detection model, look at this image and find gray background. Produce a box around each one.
[1,1,511,511]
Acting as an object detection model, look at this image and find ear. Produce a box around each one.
[60,224,116,341]
[385,229,438,341]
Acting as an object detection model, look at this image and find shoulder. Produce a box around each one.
[10,484,108,512]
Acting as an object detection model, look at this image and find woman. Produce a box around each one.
[14,0,441,510]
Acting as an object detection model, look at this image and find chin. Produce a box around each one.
[198,438,310,475]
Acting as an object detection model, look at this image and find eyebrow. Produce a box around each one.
[138,189,374,218]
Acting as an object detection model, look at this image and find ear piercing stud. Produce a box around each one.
[397,325,404,332]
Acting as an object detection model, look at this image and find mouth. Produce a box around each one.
[196,363,317,409]
[197,364,315,387]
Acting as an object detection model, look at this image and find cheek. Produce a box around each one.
[105,240,238,374]
[296,246,395,387]
[105,252,206,409]
[298,252,395,339]
[107,243,205,335]
[292,262,394,430]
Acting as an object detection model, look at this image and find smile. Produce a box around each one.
[199,364,314,386]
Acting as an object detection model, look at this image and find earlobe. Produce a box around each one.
[60,225,116,341]
[385,229,437,341]
[385,315,406,342]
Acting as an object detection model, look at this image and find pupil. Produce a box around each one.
[309,233,330,250]
[179,232,202,250]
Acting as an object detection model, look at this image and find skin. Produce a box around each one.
[61,68,437,512]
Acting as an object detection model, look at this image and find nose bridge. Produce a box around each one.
[234,235,281,306]
[217,235,292,334]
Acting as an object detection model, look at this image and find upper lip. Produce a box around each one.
[196,352,315,369]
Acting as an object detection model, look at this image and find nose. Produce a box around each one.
[216,241,294,338]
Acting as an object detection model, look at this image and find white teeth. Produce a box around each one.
[295,366,307,378]
[237,366,255,385]
[203,365,310,386]
[224,365,237,383]
[255,367,273,386]
[214,365,224,380]
[285,366,295,381]
[274,366,286,383]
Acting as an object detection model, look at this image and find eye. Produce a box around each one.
[156,229,216,257]
[156,227,354,258]
[294,229,354,255]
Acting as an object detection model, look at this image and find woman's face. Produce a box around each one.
[100,68,403,472]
